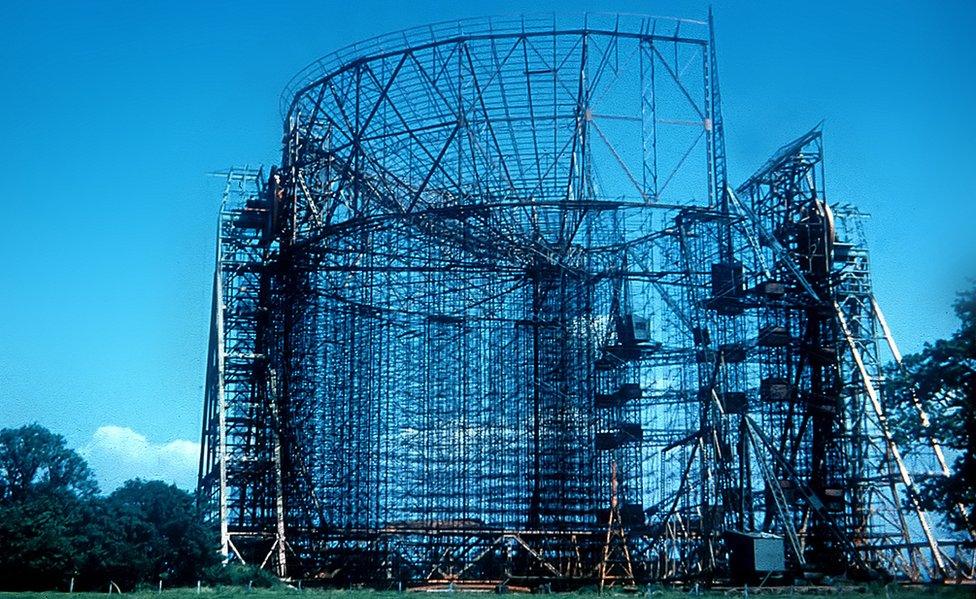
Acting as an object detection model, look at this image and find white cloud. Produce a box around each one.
[81,425,199,492]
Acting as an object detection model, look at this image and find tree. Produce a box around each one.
[0,423,98,501]
[0,424,102,590]
[100,479,217,588]
[0,425,217,591]
[887,286,976,533]
[0,491,106,590]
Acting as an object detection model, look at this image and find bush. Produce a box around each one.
[202,563,282,588]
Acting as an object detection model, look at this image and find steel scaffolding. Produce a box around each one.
[198,12,973,587]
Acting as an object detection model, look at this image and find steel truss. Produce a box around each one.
[199,12,974,587]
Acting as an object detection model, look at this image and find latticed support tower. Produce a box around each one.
[198,12,972,586]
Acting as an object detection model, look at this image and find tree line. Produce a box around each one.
[0,424,218,591]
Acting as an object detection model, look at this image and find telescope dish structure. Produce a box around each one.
[199,13,968,587]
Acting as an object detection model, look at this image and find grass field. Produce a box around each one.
[2,585,974,599]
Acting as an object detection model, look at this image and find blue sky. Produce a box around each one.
[1,0,974,491]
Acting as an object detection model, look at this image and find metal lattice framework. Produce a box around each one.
[198,12,974,588]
